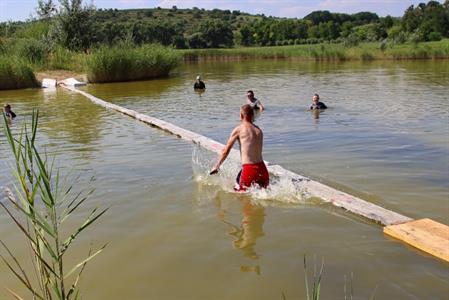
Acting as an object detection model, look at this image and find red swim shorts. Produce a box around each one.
[239,162,269,191]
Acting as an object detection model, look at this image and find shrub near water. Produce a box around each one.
[0,55,38,90]
[87,44,180,83]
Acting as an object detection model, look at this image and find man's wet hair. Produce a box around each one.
[4,104,11,109]
[247,90,254,95]
[314,93,320,99]
[241,104,254,119]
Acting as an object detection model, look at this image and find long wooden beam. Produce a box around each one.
[62,85,411,226]
[59,83,449,262]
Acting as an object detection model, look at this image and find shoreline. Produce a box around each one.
[35,70,87,84]
[2,42,448,91]
[182,55,449,62]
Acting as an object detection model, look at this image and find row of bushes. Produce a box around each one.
[0,38,181,89]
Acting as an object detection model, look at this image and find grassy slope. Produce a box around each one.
[93,7,258,35]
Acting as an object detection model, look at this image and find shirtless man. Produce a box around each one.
[210,104,269,191]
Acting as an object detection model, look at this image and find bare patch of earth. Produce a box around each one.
[36,70,87,83]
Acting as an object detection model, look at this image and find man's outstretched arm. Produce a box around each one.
[210,127,239,174]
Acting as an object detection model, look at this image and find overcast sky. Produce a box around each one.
[0,0,441,22]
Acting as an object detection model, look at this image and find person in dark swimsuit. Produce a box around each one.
[309,93,327,110]
[194,75,206,90]
[3,104,16,120]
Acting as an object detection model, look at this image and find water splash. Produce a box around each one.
[191,145,309,207]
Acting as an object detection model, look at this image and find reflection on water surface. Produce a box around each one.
[0,60,448,299]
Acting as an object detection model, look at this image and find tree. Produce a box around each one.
[197,19,233,48]
[187,32,207,48]
[36,0,57,19]
[238,24,253,46]
[401,1,449,40]
[53,0,95,51]
[304,10,333,25]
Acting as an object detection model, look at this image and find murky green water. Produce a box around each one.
[1,60,448,299]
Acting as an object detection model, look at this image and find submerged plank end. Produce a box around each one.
[384,218,449,263]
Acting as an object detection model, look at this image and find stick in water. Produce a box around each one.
[209,169,218,175]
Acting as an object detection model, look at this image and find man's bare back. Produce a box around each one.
[210,104,269,191]
[236,122,264,164]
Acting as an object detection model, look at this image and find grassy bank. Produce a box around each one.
[0,39,447,90]
[87,44,181,83]
[180,39,449,61]
[0,55,39,90]
[0,39,180,89]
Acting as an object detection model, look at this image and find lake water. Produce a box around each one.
[0,60,448,299]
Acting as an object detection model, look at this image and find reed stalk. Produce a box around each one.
[1,111,108,299]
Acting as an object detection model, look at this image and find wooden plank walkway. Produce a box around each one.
[60,83,449,262]
[384,219,449,263]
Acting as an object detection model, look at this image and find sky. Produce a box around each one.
[0,0,442,22]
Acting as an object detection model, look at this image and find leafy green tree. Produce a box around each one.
[53,0,95,51]
[401,1,449,41]
[37,0,57,19]
[237,24,253,46]
[304,10,334,25]
[197,19,233,48]
[187,32,207,48]
[352,12,379,25]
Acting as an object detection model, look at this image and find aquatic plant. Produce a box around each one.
[0,111,108,299]
[0,55,38,90]
[181,39,449,61]
[87,43,181,83]
[303,255,324,300]
[47,45,87,72]
[281,256,377,300]
[281,255,323,300]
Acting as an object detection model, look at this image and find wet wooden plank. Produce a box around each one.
[384,218,449,262]
[61,85,412,227]
[306,180,413,226]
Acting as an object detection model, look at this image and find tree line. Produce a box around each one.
[0,0,448,51]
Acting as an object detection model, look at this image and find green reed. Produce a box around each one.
[87,43,181,83]
[281,255,323,300]
[0,55,38,90]
[182,39,449,61]
[281,256,377,300]
[1,111,108,299]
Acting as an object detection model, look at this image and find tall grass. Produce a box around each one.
[47,46,87,72]
[1,111,108,299]
[181,39,449,61]
[87,43,181,83]
[0,55,39,90]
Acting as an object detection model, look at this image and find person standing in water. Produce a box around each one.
[194,75,206,90]
[3,104,16,120]
[246,90,265,111]
[210,104,269,191]
[309,93,327,110]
